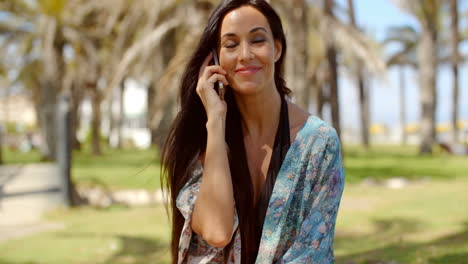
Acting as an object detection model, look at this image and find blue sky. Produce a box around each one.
[334,0,468,129]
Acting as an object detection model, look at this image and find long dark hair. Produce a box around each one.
[161,1,290,263]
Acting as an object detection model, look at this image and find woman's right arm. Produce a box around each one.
[191,53,235,248]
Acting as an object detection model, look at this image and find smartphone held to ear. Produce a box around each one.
[212,49,225,101]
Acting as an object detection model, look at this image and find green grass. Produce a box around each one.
[3,144,468,188]
[1,178,467,263]
[335,177,468,264]
[343,144,468,183]
[0,205,171,264]
[72,148,161,190]
[1,148,43,164]
[1,147,161,190]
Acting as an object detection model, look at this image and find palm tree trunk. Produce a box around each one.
[38,17,65,161]
[418,24,437,154]
[0,127,3,165]
[117,79,125,149]
[147,82,157,146]
[39,79,59,160]
[70,82,83,150]
[293,0,309,109]
[324,0,342,139]
[107,86,116,148]
[399,66,407,145]
[358,73,369,147]
[450,0,460,143]
[90,86,102,155]
[348,0,369,147]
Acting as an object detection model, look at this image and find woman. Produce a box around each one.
[161,0,345,263]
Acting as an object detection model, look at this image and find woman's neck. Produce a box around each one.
[234,86,281,144]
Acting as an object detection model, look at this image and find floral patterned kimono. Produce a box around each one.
[176,115,345,264]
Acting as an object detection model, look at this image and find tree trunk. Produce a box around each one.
[107,85,116,148]
[147,82,157,146]
[348,0,369,148]
[90,86,102,155]
[147,29,176,147]
[117,79,125,149]
[39,79,59,160]
[399,67,407,145]
[38,17,65,161]
[418,24,437,154]
[358,73,369,147]
[0,127,3,165]
[324,0,341,139]
[275,0,309,109]
[292,0,309,109]
[70,82,83,150]
[450,0,460,143]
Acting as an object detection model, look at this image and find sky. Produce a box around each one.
[335,0,468,129]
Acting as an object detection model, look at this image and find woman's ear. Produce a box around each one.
[274,39,282,62]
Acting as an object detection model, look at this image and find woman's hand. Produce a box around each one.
[196,53,229,121]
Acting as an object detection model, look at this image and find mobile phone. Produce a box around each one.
[212,49,225,100]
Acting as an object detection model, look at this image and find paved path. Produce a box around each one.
[0,164,66,242]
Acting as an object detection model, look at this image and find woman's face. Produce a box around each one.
[219,5,281,95]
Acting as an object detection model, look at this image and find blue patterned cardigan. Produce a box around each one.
[176,116,345,263]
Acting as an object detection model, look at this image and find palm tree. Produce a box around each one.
[0,0,69,160]
[270,0,386,142]
[347,0,370,148]
[146,1,216,149]
[324,0,341,138]
[384,25,419,145]
[0,63,5,165]
[449,0,460,143]
[271,0,309,109]
[392,0,442,154]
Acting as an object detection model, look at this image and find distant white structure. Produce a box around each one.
[77,78,152,149]
[0,94,36,126]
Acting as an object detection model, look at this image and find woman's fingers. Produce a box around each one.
[196,53,229,119]
[202,65,226,80]
[199,53,213,77]
[197,73,228,94]
[207,73,228,87]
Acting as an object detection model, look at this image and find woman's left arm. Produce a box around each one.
[278,133,345,263]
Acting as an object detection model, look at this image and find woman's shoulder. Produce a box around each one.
[287,100,339,145]
[296,115,340,150]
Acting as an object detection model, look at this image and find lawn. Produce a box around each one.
[1,145,467,263]
[0,177,467,263]
[3,144,468,188]
[343,144,468,183]
[2,147,161,190]
[71,148,161,190]
[0,205,171,264]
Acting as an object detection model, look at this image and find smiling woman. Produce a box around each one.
[160,1,345,264]
[219,6,282,96]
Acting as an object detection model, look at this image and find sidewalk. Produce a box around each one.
[0,164,66,242]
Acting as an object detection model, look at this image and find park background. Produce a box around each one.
[0,0,467,263]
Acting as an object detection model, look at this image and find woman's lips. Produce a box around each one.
[235,66,261,76]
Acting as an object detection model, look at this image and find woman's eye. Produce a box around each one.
[252,38,265,44]
[224,42,238,48]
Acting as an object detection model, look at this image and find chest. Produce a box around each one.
[244,126,301,202]
[244,144,273,202]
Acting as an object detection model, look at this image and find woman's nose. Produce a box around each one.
[239,42,253,61]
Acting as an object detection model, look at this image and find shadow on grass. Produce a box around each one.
[428,252,468,264]
[102,235,170,264]
[51,231,170,264]
[0,260,39,264]
[336,219,468,264]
